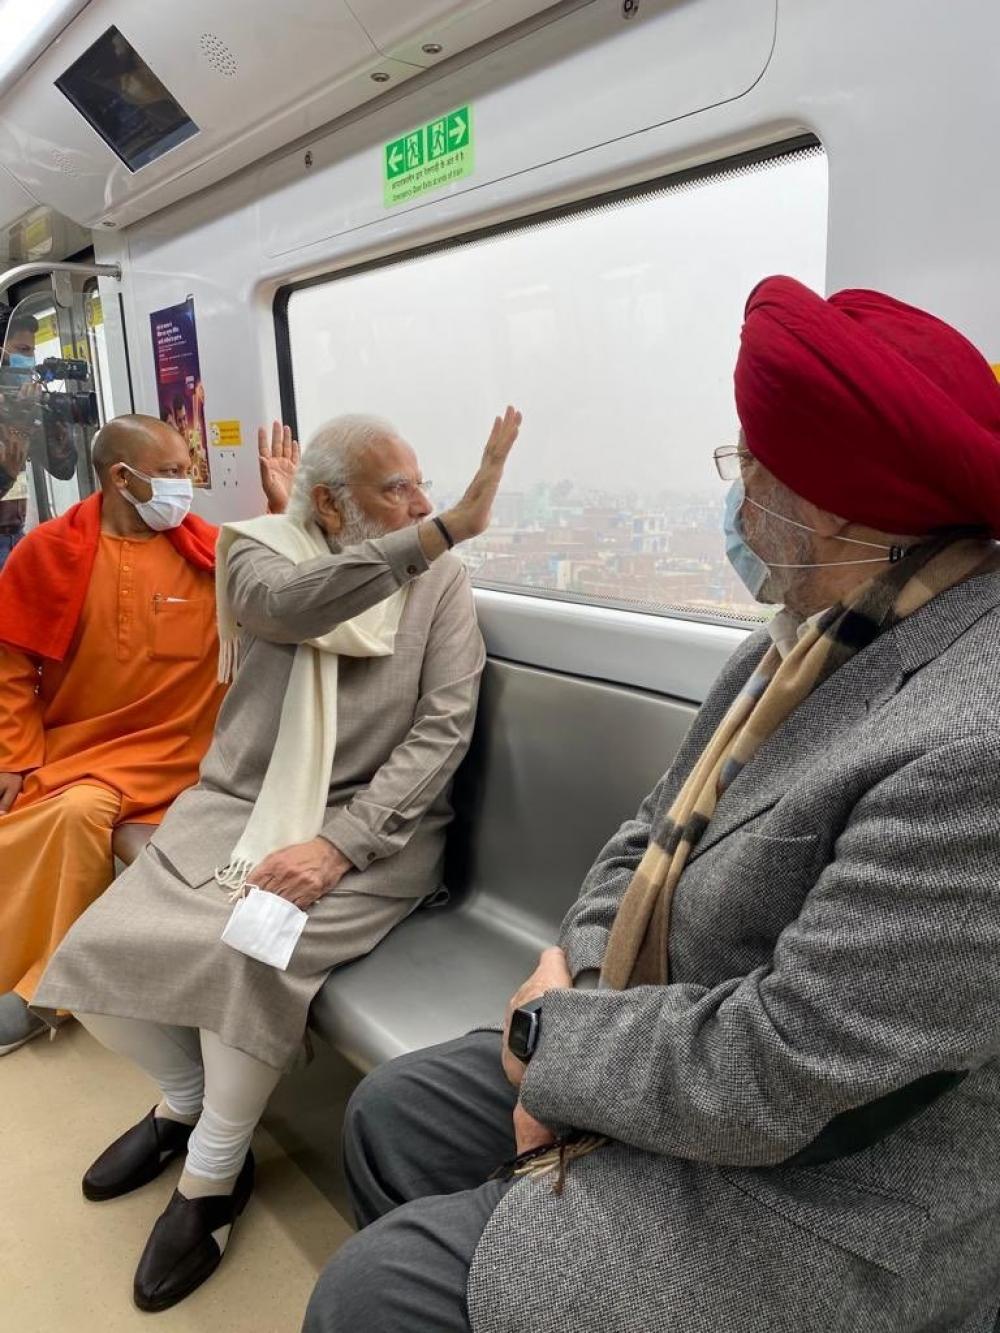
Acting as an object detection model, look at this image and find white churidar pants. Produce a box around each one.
[78,1012,282,1180]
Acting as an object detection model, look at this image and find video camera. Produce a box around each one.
[37,356,89,384]
[0,357,100,435]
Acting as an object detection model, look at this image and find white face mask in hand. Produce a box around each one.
[220,886,308,971]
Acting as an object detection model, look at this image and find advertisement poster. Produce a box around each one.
[149,297,211,486]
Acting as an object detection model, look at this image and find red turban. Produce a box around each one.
[734,276,1000,537]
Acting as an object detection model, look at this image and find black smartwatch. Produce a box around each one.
[507,997,543,1063]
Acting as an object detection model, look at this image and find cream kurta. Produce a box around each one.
[34,525,485,1068]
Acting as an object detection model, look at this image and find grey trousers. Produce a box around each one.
[302,1032,519,1333]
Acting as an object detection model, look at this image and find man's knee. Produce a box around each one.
[342,1051,447,1227]
[344,1056,412,1156]
[304,1184,496,1333]
[302,1233,384,1333]
[50,783,120,830]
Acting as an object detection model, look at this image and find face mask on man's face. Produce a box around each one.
[7,353,34,369]
[724,479,776,602]
[723,479,907,603]
[119,464,193,531]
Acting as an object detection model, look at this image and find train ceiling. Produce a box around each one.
[0,0,567,238]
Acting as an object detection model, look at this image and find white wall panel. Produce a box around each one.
[346,0,566,66]
[258,0,776,260]
[773,0,1000,352]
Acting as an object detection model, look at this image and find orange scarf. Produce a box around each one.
[0,493,217,661]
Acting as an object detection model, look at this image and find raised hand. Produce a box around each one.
[0,428,29,482]
[439,406,522,544]
[258,420,301,515]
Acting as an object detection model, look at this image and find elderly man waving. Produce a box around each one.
[307,280,1000,1333]
[34,406,520,1313]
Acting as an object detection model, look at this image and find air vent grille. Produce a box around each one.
[50,148,81,178]
[200,32,238,78]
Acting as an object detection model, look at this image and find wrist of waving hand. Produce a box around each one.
[418,406,522,559]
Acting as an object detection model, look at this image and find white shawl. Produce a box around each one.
[213,514,408,894]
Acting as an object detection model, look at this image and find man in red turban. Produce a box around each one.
[720,276,1000,619]
[736,275,1000,535]
[304,277,1000,1333]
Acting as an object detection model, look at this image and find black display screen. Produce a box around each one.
[55,26,198,173]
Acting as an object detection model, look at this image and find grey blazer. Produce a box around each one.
[468,570,1000,1333]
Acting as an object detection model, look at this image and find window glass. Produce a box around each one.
[0,293,100,530]
[286,144,828,623]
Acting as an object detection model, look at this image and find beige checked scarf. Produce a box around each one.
[518,534,1000,1187]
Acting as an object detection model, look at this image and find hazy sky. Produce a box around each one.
[290,150,828,499]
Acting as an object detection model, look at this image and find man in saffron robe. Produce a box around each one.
[0,414,298,1053]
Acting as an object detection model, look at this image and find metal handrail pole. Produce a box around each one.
[0,261,121,301]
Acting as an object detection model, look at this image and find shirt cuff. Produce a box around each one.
[372,526,430,586]
[321,805,383,871]
[518,987,603,1130]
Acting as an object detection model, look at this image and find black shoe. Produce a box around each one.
[133,1150,255,1313]
[83,1108,194,1202]
[0,992,48,1055]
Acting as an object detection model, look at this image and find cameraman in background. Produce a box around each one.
[0,309,80,567]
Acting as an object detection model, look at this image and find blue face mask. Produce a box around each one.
[7,353,34,369]
[723,479,771,602]
[724,477,905,604]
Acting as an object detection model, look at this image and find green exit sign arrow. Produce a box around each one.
[385,139,405,177]
[447,107,468,147]
[383,104,474,207]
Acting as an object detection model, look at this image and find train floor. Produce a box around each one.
[1,1021,359,1332]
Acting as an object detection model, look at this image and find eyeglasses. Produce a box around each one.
[376,479,433,504]
[713,445,751,482]
[331,478,433,503]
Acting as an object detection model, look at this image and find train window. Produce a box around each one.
[281,140,827,624]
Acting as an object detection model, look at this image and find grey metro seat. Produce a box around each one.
[308,657,696,1071]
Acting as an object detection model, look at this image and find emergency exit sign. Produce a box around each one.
[383,105,473,207]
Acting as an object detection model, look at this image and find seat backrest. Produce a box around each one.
[446,658,696,937]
